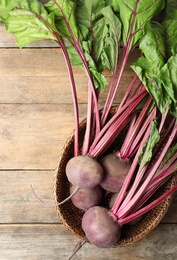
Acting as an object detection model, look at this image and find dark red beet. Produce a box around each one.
[100,153,130,192]
[108,192,119,209]
[66,155,104,189]
[70,185,104,211]
[82,206,121,248]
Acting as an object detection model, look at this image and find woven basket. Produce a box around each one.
[54,107,176,247]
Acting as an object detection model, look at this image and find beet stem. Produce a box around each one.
[101,49,129,125]
[111,120,154,215]
[132,162,177,213]
[55,36,79,156]
[89,90,147,158]
[82,88,94,155]
[117,122,177,218]
[118,76,141,112]
[119,97,153,160]
[118,184,177,226]
[53,1,101,146]
[89,88,146,154]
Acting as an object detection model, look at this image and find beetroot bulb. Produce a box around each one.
[81,206,121,248]
[55,155,105,206]
[66,155,104,189]
[99,153,131,193]
[70,185,104,211]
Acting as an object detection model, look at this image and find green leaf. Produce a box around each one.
[138,120,160,168]
[160,142,177,169]
[160,55,177,116]
[67,42,107,91]
[81,40,107,90]
[106,0,120,12]
[78,24,89,40]
[163,19,177,57]
[0,0,19,22]
[75,2,122,73]
[91,18,109,70]
[114,0,165,50]
[163,0,177,21]
[75,0,108,72]
[133,54,177,117]
[162,0,177,57]
[99,6,121,71]
[132,21,166,77]
[5,0,58,48]
[132,66,172,115]
[76,0,105,29]
[67,45,84,67]
[131,21,174,115]
[45,0,79,43]
[90,68,107,91]
[76,4,121,72]
[45,0,108,90]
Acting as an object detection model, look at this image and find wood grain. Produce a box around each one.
[0,170,176,224]
[0,48,137,105]
[0,224,176,260]
[0,48,136,77]
[0,74,131,105]
[0,171,59,224]
[0,104,87,169]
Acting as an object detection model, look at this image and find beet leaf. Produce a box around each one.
[0,0,19,22]
[138,119,160,168]
[44,0,80,43]
[96,6,121,72]
[160,55,177,116]
[131,17,177,117]
[5,1,58,47]
[113,0,165,51]
[101,0,165,124]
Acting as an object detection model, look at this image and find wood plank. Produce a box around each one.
[0,170,176,224]
[0,48,138,104]
[0,49,73,77]
[0,171,60,224]
[0,104,86,170]
[0,75,130,105]
[0,76,88,104]
[0,48,137,77]
[0,223,176,260]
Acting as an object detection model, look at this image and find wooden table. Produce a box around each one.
[0,13,177,260]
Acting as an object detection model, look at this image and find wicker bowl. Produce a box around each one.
[54,108,176,247]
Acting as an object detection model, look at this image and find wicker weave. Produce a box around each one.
[54,108,176,247]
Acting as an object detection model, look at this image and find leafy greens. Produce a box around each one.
[0,0,176,161]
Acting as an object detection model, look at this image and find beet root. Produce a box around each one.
[100,153,130,192]
[108,192,119,209]
[70,185,104,211]
[82,206,121,248]
[66,155,104,188]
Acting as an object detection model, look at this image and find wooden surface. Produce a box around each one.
[0,12,177,260]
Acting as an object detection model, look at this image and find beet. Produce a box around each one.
[70,185,104,211]
[108,192,119,209]
[66,155,104,189]
[100,153,130,192]
[82,206,121,248]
